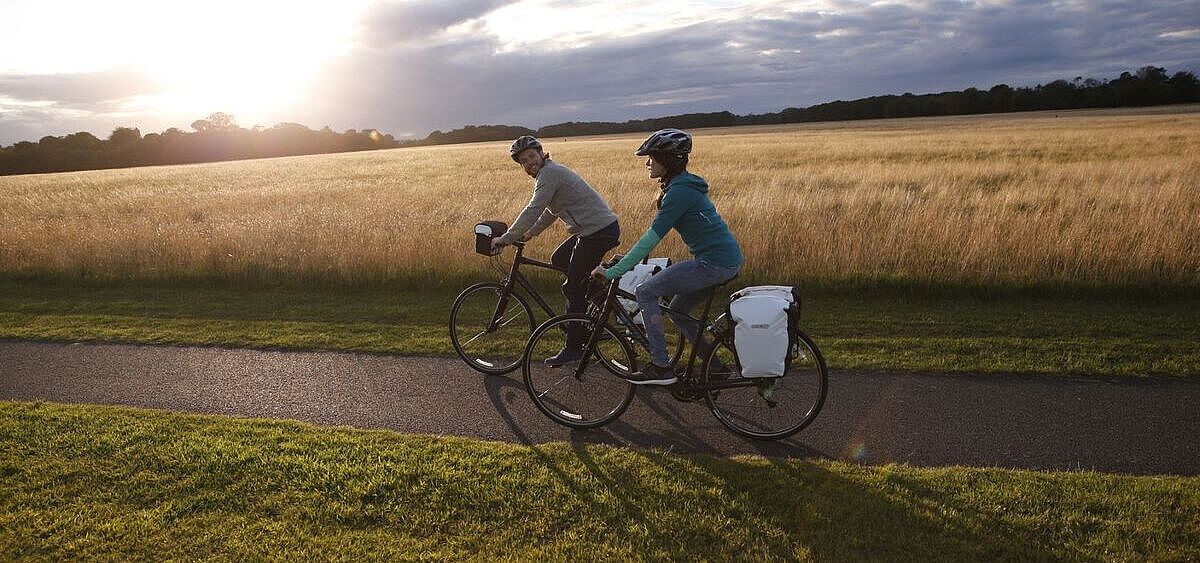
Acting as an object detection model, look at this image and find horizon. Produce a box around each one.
[1,0,1198,145]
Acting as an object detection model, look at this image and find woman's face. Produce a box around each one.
[645,156,667,180]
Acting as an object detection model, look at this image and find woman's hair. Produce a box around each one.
[651,152,689,208]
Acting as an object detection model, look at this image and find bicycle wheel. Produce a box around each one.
[523,314,636,429]
[703,330,828,440]
[449,282,536,375]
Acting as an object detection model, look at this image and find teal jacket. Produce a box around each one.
[604,172,743,280]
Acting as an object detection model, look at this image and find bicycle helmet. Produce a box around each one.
[635,128,692,156]
[510,135,543,162]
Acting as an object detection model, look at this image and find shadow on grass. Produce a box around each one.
[472,372,1162,558]
[564,441,1066,561]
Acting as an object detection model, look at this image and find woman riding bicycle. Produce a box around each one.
[593,128,743,385]
[492,135,621,366]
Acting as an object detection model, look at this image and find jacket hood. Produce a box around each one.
[667,172,709,193]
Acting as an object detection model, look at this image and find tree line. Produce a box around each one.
[0,112,398,176]
[2,66,1195,175]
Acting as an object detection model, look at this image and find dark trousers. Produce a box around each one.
[551,220,619,348]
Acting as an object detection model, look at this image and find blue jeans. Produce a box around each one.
[634,259,741,367]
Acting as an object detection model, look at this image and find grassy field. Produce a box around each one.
[1,107,1198,291]
[3,279,1197,377]
[3,109,1199,558]
[2,401,1197,561]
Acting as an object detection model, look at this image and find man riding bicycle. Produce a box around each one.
[492,135,621,367]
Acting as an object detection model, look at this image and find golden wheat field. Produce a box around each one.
[1,107,1198,289]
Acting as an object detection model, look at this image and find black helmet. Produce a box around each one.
[510,135,542,162]
[635,128,692,156]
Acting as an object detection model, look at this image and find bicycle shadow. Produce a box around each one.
[561,440,1063,561]
[479,368,826,462]
[481,373,538,446]
[564,388,829,461]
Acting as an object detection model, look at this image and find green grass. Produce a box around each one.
[2,279,1198,377]
[1,400,1196,560]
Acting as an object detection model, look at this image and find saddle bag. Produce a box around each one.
[728,285,802,378]
[474,221,508,255]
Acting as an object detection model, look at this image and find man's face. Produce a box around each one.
[517,148,544,177]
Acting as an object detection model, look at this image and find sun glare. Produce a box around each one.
[0,0,368,128]
[129,2,367,127]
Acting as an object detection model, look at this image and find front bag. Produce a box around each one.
[474,221,508,255]
[617,257,671,324]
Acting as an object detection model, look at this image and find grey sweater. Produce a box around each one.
[498,160,618,244]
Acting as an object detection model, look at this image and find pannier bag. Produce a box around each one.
[617,257,671,324]
[728,285,802,378]
[474,221,508,255]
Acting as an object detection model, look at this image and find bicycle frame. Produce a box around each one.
[576,276,760,393]
[486,242,565,331]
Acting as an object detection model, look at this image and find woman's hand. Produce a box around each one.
[490,237,508,252]
[591,266,607,279]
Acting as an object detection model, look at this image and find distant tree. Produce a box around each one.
[109,127,142,145]
[63,131,102,150]
[3,65,1196,176]
[207,112,238,130]
[191,112,238,132]
[1169,71,1198,102]
[1137,66,1168,82]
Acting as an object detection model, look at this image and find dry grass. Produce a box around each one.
[2,107,1198,290]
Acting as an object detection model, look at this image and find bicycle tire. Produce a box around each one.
[703,330,828,440]
[523,314,637,429]
[449,282,537,376]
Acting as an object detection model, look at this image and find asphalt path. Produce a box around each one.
[2,340,1197,476]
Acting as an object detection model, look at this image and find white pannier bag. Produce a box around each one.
[617,257,671,324]
[729,285,798,378]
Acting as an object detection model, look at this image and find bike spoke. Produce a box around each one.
[496,310,526,328]
[461,310,526,347]
[534,373,575,400]
[461,329,489,346]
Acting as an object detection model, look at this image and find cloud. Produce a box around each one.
[361,0,521,46]
[0,68,171,142]
[1,0,1198,144]
[303,0,1198,139]
[0,69,162,107]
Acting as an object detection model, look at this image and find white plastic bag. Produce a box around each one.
[617,258,671,324]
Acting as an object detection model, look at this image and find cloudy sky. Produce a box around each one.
[0,0,1197,144]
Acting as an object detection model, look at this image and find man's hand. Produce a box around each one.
[491,237,508,252]
[591,266,607,279]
